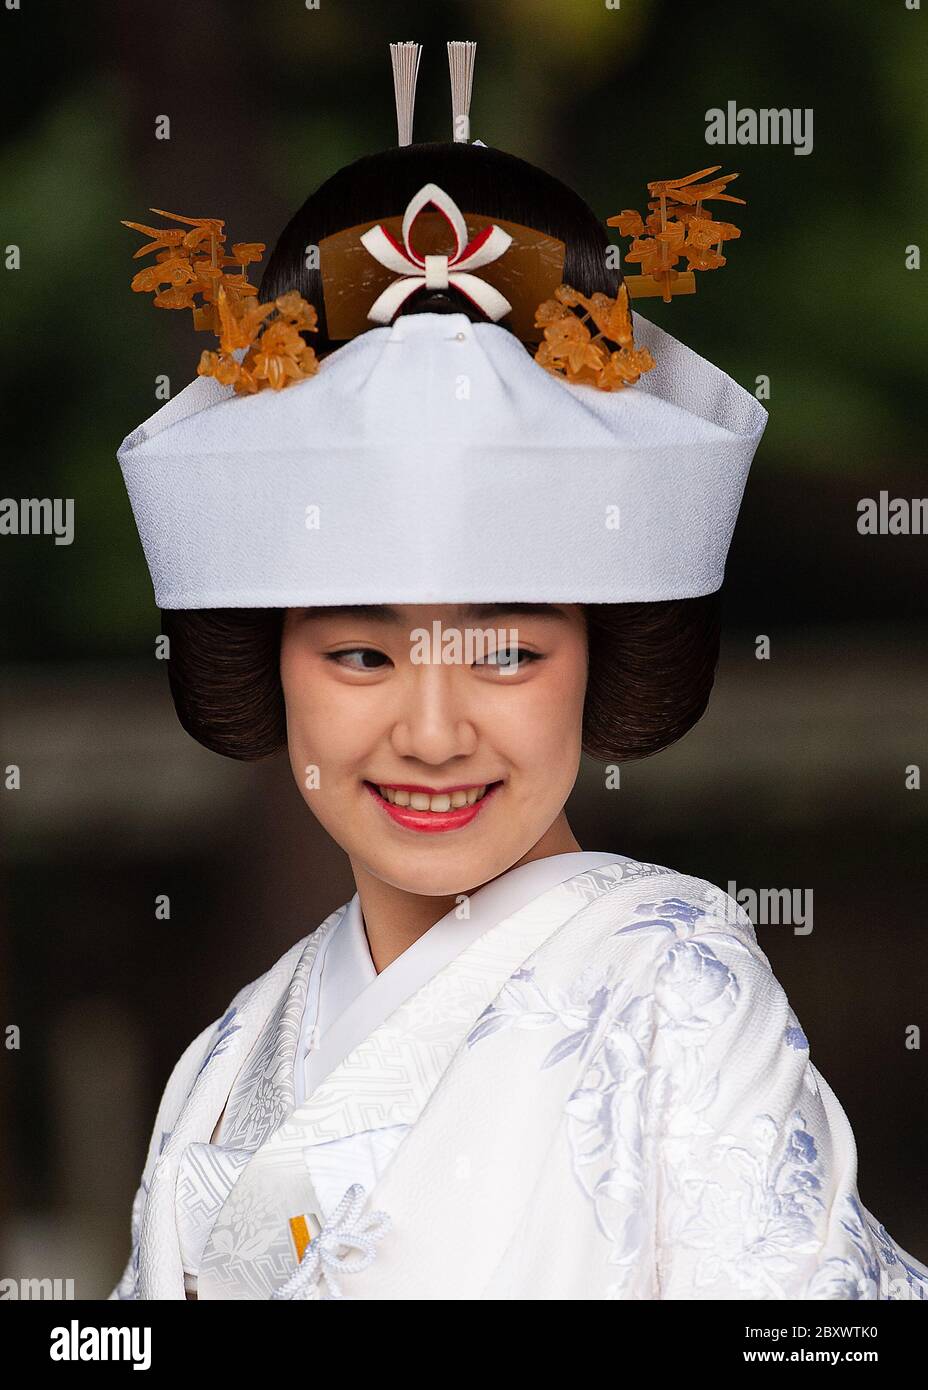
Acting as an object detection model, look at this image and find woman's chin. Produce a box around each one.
[359,838,521,900]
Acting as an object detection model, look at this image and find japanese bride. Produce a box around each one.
[109,43,928,1301]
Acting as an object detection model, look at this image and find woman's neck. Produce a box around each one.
[349,814,582,972]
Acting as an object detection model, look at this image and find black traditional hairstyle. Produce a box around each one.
[162,142,722,762]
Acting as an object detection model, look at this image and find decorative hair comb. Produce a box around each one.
[532,164,744,390]
[608,164,745,302]
[318,184,566,343]
[120,209,319,394]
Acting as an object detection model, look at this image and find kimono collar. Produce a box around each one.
[297,851,629,1103]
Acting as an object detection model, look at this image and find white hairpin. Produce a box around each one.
[390,41,422,147]
[447,40,476,143]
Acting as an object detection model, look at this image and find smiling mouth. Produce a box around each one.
[370,782,498,812]
[363,780,503,832]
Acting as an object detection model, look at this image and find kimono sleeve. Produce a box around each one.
[106,1016,219,1300]
[648,898,928,1300]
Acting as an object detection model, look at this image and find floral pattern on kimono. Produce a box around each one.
[109,864,927,1301]
[466,884,928,1301]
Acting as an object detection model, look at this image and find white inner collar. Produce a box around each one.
[295,850,627,1105]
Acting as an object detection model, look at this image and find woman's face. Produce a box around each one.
[279,603,588,897]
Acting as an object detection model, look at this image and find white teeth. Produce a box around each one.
[376,783,491,812]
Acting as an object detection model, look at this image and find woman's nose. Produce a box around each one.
[388,665,478,764]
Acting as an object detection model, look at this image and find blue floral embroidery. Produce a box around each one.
[616,896,710,935]
[867,1218,928,1300]
[804,1195,928,1300]
[467,968,613,1071]
[466,889,928,1299]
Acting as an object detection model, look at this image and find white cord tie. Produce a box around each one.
[271,1183,391,1301]
[361,182,513,324]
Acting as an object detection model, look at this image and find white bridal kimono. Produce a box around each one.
[109,851,928,1301]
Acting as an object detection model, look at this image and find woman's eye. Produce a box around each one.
[475,647,541,672]
[325,648,391,671]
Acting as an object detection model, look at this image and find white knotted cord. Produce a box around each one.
[360,181,513,324]
[270,1183,392,1301]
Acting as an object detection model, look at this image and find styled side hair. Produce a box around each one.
[164,608,286,761]
[582,594,722,761]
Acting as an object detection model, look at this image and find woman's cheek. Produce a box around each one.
[283,687,327,795]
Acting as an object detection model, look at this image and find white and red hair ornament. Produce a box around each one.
[360,183,514,325]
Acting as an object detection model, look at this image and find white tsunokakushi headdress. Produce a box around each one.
[117,40,767,609]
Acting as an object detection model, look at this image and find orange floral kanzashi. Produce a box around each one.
[606,166,745,303]
[532,283,655,391]
[122,210,319,394]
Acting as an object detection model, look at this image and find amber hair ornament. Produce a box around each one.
[532,165,743,391]
[609,164,744,300]
[121,209,319,394]
[122,169,742,397]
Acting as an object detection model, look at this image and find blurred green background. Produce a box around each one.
[1,0,926,1297]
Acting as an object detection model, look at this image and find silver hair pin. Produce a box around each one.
[390,41,422,147]
[447,40,476,143]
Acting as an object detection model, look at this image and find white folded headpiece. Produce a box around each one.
[117,307,766,609]
[117,39,766,611]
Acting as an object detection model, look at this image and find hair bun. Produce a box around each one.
[393,288,492,323]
